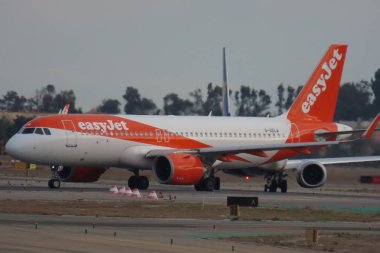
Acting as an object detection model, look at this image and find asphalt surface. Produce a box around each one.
[0,177,380,252]
[1,213,379,253]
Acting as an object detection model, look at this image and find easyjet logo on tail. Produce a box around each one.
[301,49,343,114]
[78,120,129,132]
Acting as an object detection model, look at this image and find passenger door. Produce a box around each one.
[61,120,77,147]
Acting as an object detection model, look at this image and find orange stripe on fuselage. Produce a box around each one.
[266,121,338,163]
[27,114,211,150]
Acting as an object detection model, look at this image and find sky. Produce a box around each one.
[1,0,380,112]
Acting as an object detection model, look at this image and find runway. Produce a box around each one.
[0,176,379,252]
[1,177,380,213]
[0,213,379,253]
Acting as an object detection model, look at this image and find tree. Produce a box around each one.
[234,85,271,116]
[51,90,82,113]
[97,99,121,114]
[275,83,285,115]
[203,83,223,116]
[163,93,193,115]
[0,116,12,147]
[123,86,157,115]
[371,68,380,115]
[335,81,372,121]
[0,91,26,112]
[189,88,205,115]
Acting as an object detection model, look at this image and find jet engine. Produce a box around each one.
[152,154,205,185]
[296,161,327,188]
[57,166,106,182]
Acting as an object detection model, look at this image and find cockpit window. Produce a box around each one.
[22,128,35,134]
[43,128,51,135]
[35,128,44,135]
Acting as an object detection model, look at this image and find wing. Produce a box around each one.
[146,140,340,159]
[285,156,380,170]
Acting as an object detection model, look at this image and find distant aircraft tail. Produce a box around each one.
[58,104,70,114]
[222,47,231,116]
[287,44,347,122]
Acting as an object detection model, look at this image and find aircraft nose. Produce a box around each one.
[5,136,21,158]
[5,137,16,156]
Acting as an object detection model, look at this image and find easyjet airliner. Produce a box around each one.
[5,45,380,192]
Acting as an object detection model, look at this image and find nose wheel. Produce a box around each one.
[48,178,61,189]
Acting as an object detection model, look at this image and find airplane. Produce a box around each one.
[5,44,380,192]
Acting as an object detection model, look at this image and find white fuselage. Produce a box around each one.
[6,115,294,172]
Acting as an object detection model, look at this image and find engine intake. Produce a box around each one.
[57,166,106,182]
[153,154,205,185]
[296,161,327,188]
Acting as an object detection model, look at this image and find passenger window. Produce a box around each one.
[43,128,51,135]
[22,128,35,134]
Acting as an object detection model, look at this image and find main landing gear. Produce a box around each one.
[48,165,61,189]
[128,170,149,190]
[264,173,287,193]
[194,176,220,191]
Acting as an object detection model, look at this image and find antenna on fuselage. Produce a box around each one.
[222,47,231,116]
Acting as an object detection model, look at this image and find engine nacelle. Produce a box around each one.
[57,166,106,182]
[152,154,205,185]
[296,161,327,188]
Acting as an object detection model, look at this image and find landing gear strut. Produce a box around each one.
[128,171,149,190]
[48,165,61,189]
[264,173,287,193]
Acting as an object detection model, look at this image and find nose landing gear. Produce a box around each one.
[48,165,61,189]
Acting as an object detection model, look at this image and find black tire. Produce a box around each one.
[137,176,149,190]
[264,184,268,192]
[48,179,53,188]
[128,176,137,189]
[48,179,60,189]
[214,177,220,190]
[269,180,277,192]
[203,177,215,191]
[194,183,204,191]
[280,180,287,193]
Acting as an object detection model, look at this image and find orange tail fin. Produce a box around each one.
[287,44,347,122]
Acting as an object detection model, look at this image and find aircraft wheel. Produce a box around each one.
[214,177,220,190]
[280,180,287,193]
[203,177,215,191]
[137,176,149,190]
[269,180,277,192]
[194,183,204,191]
[48,179,61,189]
[128,176,137,189]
